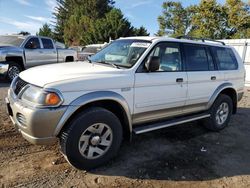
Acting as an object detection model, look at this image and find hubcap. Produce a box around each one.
[78,123,113,159]
[8,66,20,80]
[215,102,229,125]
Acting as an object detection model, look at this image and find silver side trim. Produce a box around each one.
[133,102,207,125]
[134,114,211,134]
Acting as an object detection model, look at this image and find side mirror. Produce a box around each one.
[145,56,160,72]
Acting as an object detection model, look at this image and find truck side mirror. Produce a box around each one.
[145,56,160,72]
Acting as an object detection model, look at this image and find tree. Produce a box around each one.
[18,31,30,35]
[225,0,250,38]
[37,23,53,38]
[157,0,250,39]
[188,0,228,39]
[53,0,114,42]
[156,1,189,37]
[63,8,135,45]
[132,26,150,36]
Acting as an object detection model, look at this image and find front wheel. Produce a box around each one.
[60,107,123,170]
[202,94,233,131]
[7,62,22,81]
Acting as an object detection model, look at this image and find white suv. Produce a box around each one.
[6,36,245,170]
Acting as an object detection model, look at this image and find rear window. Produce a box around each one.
[82,47,99,54]
[212,47,238,70]
[184,44,210,71]
[41,38,54,49]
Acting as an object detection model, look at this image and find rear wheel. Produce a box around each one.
[60,107,123,170]
[202,94,233,131]
[7,62,22,81]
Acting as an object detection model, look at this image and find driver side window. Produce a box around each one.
[25,38,41,49]
[145,43,182,72]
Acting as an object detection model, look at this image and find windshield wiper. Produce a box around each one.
[96,61,120,69]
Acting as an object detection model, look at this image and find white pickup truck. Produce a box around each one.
[0,35,77,80]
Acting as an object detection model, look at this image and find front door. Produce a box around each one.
[133,42,188,124]
[24,37,44,68]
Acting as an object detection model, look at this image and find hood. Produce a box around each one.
[19,62,133,91]
[0,46,22,54]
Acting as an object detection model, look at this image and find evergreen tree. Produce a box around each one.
[37,23,53,38]
[53,0,114,42]
[132,26,150,36]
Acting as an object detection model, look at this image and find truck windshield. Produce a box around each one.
[0,36,25,46]
[90,39,151,68]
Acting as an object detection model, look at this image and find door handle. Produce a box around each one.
[39,51,44,53]
[211,76,216,80]
[176,78,184,83]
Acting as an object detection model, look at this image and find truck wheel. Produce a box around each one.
[202,94,233,131]
[7,62,22,81]
[60,107,123,170]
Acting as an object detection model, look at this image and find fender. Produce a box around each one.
[207,82,236,110]
[53,91,132,136]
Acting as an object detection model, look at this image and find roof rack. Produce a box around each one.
[175,35,225,45]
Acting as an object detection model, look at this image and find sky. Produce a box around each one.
[0,0,235,36]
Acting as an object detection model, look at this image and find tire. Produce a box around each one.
[60,107,123,170]
[7,62,22,81]
[202,94,233,131]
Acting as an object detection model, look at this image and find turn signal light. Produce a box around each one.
[45,93,61,106]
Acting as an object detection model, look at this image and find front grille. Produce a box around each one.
[13,77,28,96]
[16,113,27,126]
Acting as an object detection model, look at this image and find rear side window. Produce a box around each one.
[184,44,210,71]
[212,47,238,70]
[41,38,54,49]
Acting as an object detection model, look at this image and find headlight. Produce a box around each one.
[20,85,63,107]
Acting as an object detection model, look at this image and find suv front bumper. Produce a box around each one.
[0,63,8,76]
[6,89,68,145]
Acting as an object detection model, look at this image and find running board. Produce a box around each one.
[133,113,211,134]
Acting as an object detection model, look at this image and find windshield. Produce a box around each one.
[90,39,151,68]
[0,36,25,46]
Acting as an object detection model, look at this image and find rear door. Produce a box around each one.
[40,38,57,64]
[184,44,223,113]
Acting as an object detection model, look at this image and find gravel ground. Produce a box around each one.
[1,79,250,188]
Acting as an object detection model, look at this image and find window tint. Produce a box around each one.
[25,38,40,49]
[145,43,182,72]
[41,38,54,49]
[184,44,209,71]
[212,47,238,70]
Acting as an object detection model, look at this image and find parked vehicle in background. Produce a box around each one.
[77,43,108,61]
[0,35,77,81]
[6,36,245,170]
[220,39,250,87]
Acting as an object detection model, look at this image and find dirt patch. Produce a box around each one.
[1,81,250,187]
